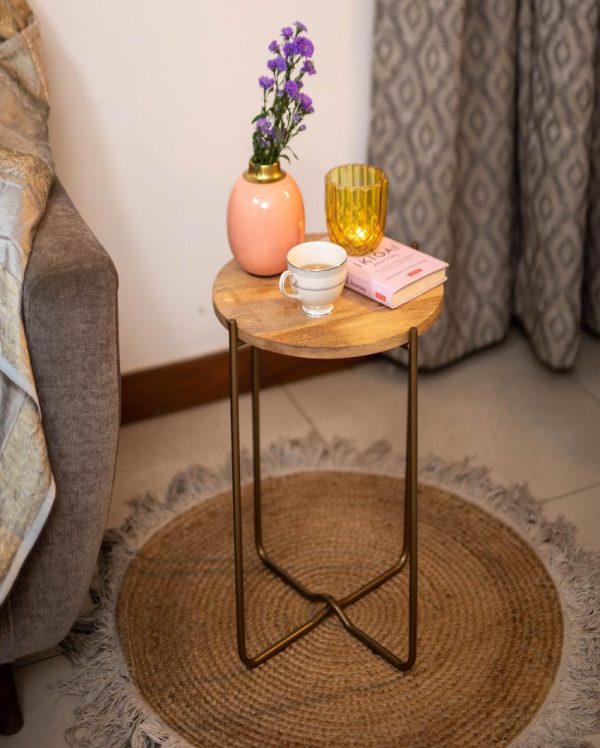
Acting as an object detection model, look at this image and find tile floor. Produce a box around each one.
[4,327,600,747]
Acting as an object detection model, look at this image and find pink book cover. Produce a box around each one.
[345,236,448,308]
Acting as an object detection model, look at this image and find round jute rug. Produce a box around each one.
[56,439,600,747]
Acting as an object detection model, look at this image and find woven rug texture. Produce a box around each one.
[54,438,600,747]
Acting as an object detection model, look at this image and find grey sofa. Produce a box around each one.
[0,181,120,733]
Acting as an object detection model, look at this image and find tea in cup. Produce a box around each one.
[278,241,347,317]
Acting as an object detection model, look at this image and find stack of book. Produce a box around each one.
[345,237,448,308]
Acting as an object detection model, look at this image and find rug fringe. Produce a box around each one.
[51,434,600,747]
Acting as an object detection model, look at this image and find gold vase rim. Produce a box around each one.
[244,160,287,183]
[325,163,387,189]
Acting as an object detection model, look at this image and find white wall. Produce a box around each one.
[30,1,375,373]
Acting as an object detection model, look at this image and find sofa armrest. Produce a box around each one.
[0,180,120,661]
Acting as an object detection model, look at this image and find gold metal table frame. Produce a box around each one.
[227,319,418,671]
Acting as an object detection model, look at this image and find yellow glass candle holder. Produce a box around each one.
[325,164,388,255]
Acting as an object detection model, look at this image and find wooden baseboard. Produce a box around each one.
[121,348,368,424]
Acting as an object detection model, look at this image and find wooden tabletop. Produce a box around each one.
[212,258,444,360]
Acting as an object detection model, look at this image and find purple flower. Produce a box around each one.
[255,117,271,132]
[258,75,274,90]
[295,36,314,58]
[298,93,314,112]
[284,80,299,98]
[301,60,316,76]
[267,56,287,73]
[251,22,316,165]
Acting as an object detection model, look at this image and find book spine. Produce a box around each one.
[345,273,374,300]
[345,273,394,308]
[370,280,395,308]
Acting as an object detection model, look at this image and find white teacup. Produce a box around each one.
[278,241,347,317]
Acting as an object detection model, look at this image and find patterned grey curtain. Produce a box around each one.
[369,0,600,369]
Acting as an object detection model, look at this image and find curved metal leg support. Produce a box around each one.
[228,320,419,669]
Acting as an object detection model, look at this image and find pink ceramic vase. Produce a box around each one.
[227,161,305,276]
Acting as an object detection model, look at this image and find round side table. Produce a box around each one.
[212,255,444,671]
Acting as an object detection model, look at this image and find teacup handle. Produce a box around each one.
[279,270,301,300]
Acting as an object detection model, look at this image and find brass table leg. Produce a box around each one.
[228,318,418,670]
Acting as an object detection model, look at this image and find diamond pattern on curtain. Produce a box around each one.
[369,0,600,369]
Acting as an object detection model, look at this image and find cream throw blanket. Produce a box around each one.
[0,0,55,603]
